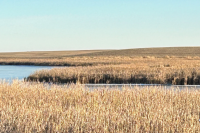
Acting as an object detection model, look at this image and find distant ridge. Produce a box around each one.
[76,47,200,57]
[0,50,105,59]
[0,47,200,59]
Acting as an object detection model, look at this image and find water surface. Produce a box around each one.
[84,84,200,90]
[0,65,54,81]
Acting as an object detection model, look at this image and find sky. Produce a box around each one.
[0,0,200,52]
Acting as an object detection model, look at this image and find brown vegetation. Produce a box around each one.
[0,50,105,59]
[0,81,200,132]
[27,56,200,85]
[76,47,200,57]
[1,47,200,85]
[0,56,122,66]
[0,47,200,66]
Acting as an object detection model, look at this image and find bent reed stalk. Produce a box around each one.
[0,81,200,132]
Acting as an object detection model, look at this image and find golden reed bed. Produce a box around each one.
[0,81,200,132]
[27,56,200,85]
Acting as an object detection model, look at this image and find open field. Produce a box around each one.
[0,47,200,66]
[0,81,200,132]
[0,56,123,66]
[0,50,105,59]
[27,56,200,85]
[75,47,200,57]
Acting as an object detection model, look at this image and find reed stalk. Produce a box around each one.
[0,81,200,132]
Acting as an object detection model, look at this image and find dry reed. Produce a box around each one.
[27,56,200,85]
[0,81,200,132]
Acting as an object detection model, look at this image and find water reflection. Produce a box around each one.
[41,83,200,91]
[84,84,200,90]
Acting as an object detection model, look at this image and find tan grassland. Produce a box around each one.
[27,56,200,85]
[0,81,200,132]
[0,50,105,59]
[0,47,200,66]
[78,47,200,57]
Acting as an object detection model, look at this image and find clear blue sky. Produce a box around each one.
[0,0,199,52]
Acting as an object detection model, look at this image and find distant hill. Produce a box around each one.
[0,50,105,59]
[0,47,200,59]
[76,47,200,57]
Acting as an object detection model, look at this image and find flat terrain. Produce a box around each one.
[0,50,105,59]
[77,47,200,57]
[0,47,200,66]
[0,47,200,59]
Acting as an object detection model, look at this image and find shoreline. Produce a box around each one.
[0,62,76,66]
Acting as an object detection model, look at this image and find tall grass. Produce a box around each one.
[27,63,200,85]
[0,81,200,132]
[23,56,200,85]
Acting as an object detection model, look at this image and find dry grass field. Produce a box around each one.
[76,47,200,57]
[0,47,200,65]
[0,81,200,132]
[0,50,106,59]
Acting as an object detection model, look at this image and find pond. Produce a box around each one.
[0,65,55,81]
